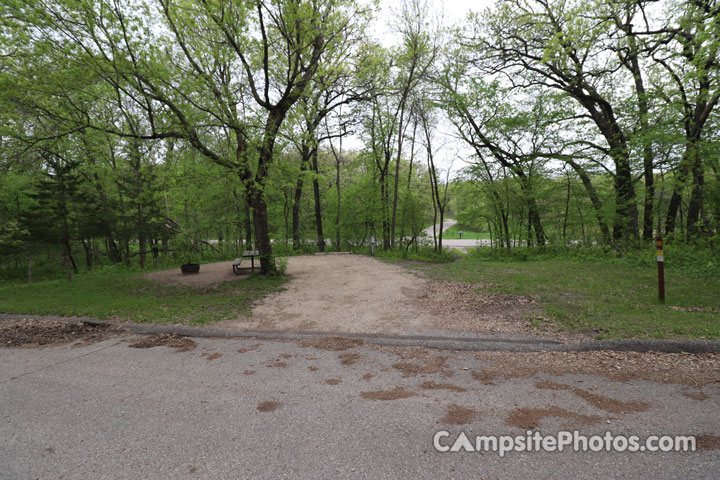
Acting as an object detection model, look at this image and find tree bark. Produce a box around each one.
[81,239,92,270]
[564,158,612,246]
[311,148,325,252]
[686,149,705,238]
[26,251,32,284]
[292,147,310,250]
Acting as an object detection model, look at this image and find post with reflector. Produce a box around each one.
[656,236,665,303]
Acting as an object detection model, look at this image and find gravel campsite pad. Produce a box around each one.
[204,254,546,336]
[0,318,125,348]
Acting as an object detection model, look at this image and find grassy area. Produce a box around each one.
[412,253,720,340]
[440,224,489,240]
[0,268,286,325]
[368,246,456,263]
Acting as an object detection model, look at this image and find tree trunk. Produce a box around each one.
[138,205,146,269]
[686,149,705,238]
[81,239,92,270]
[245,107,289,274]
[64,244,72,282]
[335,151,341,251]
[624,32,655,242]
[26,251,32,284]
[292,147,310,250]
[612,155,639,241]
[502,210,511,249]
[390,108,407,249]
[248,186,273,274]
[562,173,571,243]
[517,173,545,246]
[565,158,611,245]
[665,147,691,235]
[107,235,121,263]
[244,203,253,248]
[311,149,325,252]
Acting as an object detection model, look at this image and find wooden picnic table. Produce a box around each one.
[232,250,260,274]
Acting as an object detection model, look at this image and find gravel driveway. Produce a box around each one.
[211,254,546,337]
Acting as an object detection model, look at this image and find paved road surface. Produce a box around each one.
[1,335,717,479]
[422,219,499,250]
[423,219,458,239]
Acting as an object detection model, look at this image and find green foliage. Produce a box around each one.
[274,256,289,276]
[0,220,28,254]
[1,0,718,284]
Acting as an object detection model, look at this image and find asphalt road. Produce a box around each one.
[422,219,498,250]
[1,335,717,479]
[423,219,458,239]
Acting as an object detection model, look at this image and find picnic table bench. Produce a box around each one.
[232,250,260,274]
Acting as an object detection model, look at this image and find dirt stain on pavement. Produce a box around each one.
[242,370,256,375]
[128,334,197,352]
[300,336,363,351]
[339,353,360,365]
[237,344,261,353]
[506,406,604,430]
[361,387,417,401]
[267,360,288,368]
[682,391,710,401]
[535,381,649,414]
[325,378,341,385]
[362,373,374,381]
[421,381,466,392]
[203,352,222,361]
[440,404,479,425]
[697,434,720,450]
[257,400,282,412]
[471,370,498,385]
[308,366,319,372]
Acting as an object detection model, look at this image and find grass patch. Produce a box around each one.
[0,268,286,326]
[411,250,719,340]
[370,246,456,263]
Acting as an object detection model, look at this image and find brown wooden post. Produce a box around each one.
[656,236,665,303]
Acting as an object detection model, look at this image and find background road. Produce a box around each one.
[1,335,717,479]
[423,219,458,238]
[423,219,496,250]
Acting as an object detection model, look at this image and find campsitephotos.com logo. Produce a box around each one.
[434,430,698,457]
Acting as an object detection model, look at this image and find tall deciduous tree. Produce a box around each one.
[476,0,641,241]
[4,0,362,273]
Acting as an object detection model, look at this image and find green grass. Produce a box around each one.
[440,224,490,240]
[0,268,287,326]
[367,246,456,263]
[410,254,720,340]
